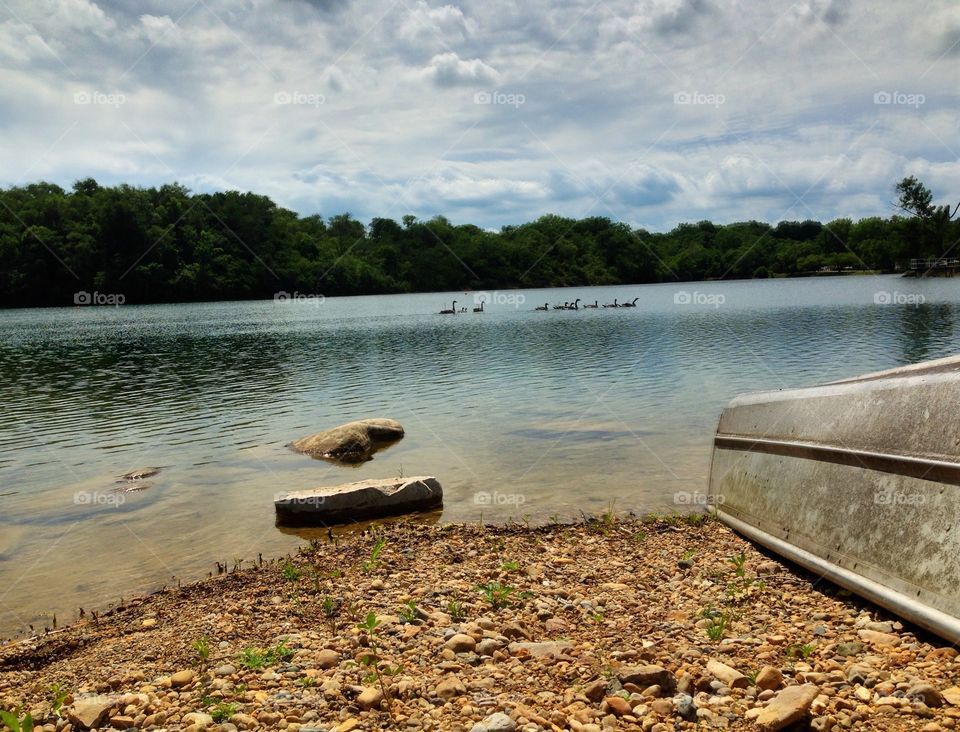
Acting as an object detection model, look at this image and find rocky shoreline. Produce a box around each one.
[1,515,958,732]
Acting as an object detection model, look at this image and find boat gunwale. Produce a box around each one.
[713,434,960,484]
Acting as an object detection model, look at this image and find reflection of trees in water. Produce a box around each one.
[897,304,955,364]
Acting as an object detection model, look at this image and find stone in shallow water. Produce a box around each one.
[120,467,161,481]
[289,418,404,463]
[275,476,442,525]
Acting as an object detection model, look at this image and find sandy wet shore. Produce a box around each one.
[1,515,958,731]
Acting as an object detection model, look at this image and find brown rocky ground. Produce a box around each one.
[1,515,958,732]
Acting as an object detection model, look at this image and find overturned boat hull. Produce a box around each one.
[708,355,960,643]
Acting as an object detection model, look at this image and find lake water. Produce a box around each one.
[1,274,958,636]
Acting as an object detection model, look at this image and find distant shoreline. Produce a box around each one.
[0,269,912,312]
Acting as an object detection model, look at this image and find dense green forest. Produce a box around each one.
[0,177,956,307]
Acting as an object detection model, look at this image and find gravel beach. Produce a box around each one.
[2,515,958,732]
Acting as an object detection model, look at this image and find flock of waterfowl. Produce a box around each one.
[438,296,639,314]
[534,297,639,311]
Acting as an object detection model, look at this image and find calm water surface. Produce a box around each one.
[1,275,958,635]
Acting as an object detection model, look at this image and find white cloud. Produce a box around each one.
[421,52,499,87]
[138,15,183,46]
[398,2,477,45]
[0,0,958,231]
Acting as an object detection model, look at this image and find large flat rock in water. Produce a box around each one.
[275,476,442,525]
[289,418,404,464]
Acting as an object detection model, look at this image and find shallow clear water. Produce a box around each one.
[1,275,958,635]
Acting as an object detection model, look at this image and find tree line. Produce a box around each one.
[0,177,956,307]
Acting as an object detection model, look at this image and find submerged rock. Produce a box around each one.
[289,418,404,464]
[275,476,442,525]
[119,467,160,481]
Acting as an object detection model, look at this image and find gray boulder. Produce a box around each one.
[275,476,442,525]
[289,418,404,464]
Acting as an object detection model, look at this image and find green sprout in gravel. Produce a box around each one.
[281,560,302,582]
[209,702,238,723]
[237,648,267,670]
[477,581,530,609]
[729,551,747,577]
[357,612,403,715]
[193,636,210,672]
[0,711,33,732]
[787,642,816,660]
[500,559,520,572]
[321,596,340,634]
[237,640,294,670]
[362,537,387,572]
[702,608,729,642]
[398,600,418,624]
[48,683,68,718]
[446,600,466,621]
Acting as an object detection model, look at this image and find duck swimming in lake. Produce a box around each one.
[439,300,457,314]
[602,298,618,308]
[535,303,548,311]
[620,297,639,308]
[564,298,581,310]
[583,300,598,309]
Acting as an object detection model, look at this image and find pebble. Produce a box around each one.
[617,665,675,691]
[436,676,466,699]
[316,649,340,669]
[445,633,477,653]
[170,670,195,687]
[356,687,383,710]
[706,659,748,689]
[755,666,783,691]
[470,713,517,732]
[755,684,820,732]
[673,693,697,721]
[603,696,632,716]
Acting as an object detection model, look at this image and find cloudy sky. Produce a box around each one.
[2,0,958,230]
